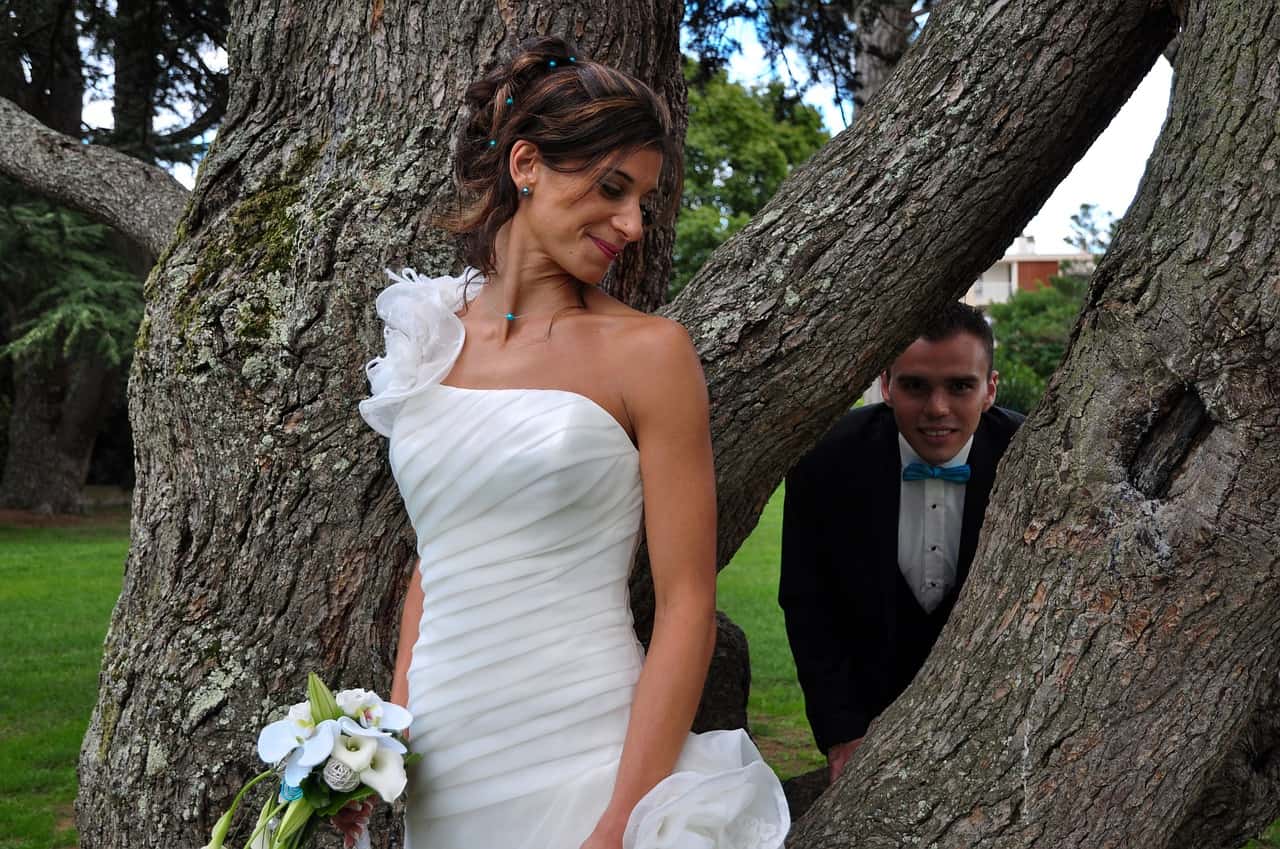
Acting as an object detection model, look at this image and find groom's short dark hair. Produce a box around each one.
[919,302,994,374]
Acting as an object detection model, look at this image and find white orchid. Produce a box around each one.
[360,745,408,802]
[257,705,343,786]
[336,687,413,733]
[286,700,313,726]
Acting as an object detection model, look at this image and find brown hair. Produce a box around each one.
[442,36,681,277]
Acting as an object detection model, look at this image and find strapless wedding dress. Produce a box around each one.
[359,269,789,849]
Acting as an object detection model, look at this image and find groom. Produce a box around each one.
[779,302,1023,782]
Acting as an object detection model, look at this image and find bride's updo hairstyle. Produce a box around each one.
[446,36,680,277]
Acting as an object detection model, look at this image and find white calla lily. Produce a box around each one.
[360,746,408,802]
[337,716,408,755]
[330,733,378,772]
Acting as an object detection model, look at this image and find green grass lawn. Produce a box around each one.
[717,485,826,780]
[0,513,128,849]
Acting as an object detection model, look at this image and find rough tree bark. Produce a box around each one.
[787,1,1280,846]
[73,2,684,846]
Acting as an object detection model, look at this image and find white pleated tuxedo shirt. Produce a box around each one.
[897,433,973,613]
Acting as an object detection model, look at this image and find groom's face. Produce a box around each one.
[881,330,998,466]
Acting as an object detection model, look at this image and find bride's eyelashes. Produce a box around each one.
[596,181,656,226]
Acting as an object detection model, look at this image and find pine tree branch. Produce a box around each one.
[0,96,189,259]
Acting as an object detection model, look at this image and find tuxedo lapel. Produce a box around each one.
[872,410,904,639]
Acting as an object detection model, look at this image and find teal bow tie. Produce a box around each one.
[902,461,971,483]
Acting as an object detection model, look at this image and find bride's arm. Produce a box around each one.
[584,319,719,847]
[390,559,424,710]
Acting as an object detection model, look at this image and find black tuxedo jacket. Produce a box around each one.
[779,402,1023,753]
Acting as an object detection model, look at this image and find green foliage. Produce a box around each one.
[672,59,829,295]
[1244,817,1280,848]
[993,358,1045,417]
[988,275,1087,414]
[683,0,930,115]
[987,206,1107,414]
[989,277,1086,379]
[0,186,143,369]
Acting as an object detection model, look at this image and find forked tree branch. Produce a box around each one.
[0,96,189,259]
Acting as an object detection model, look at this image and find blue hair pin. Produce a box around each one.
[488,139,497,147]
[505,96,513,105]
[548,60,557,68]
[569,56,576,63]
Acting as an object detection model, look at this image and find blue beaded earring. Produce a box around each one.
[520,186,532,198]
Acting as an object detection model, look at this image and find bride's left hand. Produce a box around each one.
[578,816,625,849]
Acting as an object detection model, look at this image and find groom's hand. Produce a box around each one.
[827,737,863,783]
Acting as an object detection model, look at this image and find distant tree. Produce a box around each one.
[0,188,143,370]
[0,0,225,512]
[1067,201,1118,257]
[674,59,828,294]
[683,0,926,120]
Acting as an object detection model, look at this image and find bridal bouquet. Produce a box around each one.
[202,673,418,849]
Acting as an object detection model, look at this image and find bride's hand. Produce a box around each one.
[330,798,375,849]
[578,816,626,849]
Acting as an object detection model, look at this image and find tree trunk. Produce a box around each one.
[0,356,117,513]
[75,2,683,846]
[787,1,1280,846]
[109,0,161,161]
[854,0,915,111]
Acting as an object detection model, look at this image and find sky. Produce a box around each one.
[84,30,1172,253]
[723,22,1174,253]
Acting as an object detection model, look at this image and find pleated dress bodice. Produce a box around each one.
[391,383,646,817]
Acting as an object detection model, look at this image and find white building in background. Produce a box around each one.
[963,235,1093,307]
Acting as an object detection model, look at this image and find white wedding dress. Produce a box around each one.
[359,269,789,849]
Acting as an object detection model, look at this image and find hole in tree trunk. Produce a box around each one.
[1128,385,1213,499]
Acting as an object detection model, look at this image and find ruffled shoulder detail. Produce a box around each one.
[358,267,479,438]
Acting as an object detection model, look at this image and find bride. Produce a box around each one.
[358,36,789,849]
